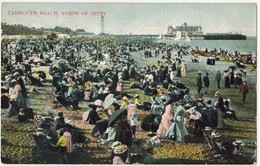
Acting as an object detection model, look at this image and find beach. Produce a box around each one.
[1,37,257,164]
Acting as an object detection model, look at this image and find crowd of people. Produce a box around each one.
[1,36,253,164]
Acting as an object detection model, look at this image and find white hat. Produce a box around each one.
[233,140,245,146]
[215,91,220,97]
[189,107,196,114]
[204,126,212,131]
[111,141,122,149]
[160,95,166,100]
[11,79,17,83]
[211,131,221,138]
[113,144,128,154]
[94,99,103,107]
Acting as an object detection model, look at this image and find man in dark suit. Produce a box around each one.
[203,72,210,94]
[197,71,203,94]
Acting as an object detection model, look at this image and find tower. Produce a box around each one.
[101,16,104,34]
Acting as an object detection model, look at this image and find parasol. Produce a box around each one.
[107,109,127,127]
[103,98,117,110]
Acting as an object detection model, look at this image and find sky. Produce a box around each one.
[1,3,257,36]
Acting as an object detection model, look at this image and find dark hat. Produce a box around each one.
[58,112,63,117]
[147,131,157,137]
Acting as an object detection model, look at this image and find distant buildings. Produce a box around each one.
[176,22,203,35]
[166,22,204,40]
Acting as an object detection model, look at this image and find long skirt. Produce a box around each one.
[224,77,230,88]
[181,68,186,78]
[175,120,184,142]
[176,68,181,77]
[217,109,224,129]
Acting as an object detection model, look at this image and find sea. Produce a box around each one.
[161,37,257,56]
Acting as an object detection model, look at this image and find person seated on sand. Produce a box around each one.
[134,94,151,111]
[86,103,102,125]
[151,96,165,115]
[9,79,27,110]
[66,82,79,110]
[186,107,205,138]
[1,95,17,118]
[18,108,27,123]
[110,141,128,164]
[56,112,65,130]
[144,82,158,96]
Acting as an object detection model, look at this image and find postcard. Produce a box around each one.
[1,1,257,165]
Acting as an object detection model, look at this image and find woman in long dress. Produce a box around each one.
[224,70,230,88]
[174,106,185,142]
[157,104,173,138]
[180,61,187,78]
[176,64,181,77]
[9,79,27,110]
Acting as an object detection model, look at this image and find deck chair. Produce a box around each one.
[202,130,232,163]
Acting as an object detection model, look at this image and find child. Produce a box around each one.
[18,108,27,122]
[56,131,68,163]
[130,113,138,138]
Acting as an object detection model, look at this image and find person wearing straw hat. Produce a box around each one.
[110,144,128,164]
[211,131,222,143]
[232,140,245,155]
[188,107,205,138]
[211,131,234,157]
[214,91,225,129]
[239,80,249,104]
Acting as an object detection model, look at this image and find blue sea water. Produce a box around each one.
[164,37,257,55]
